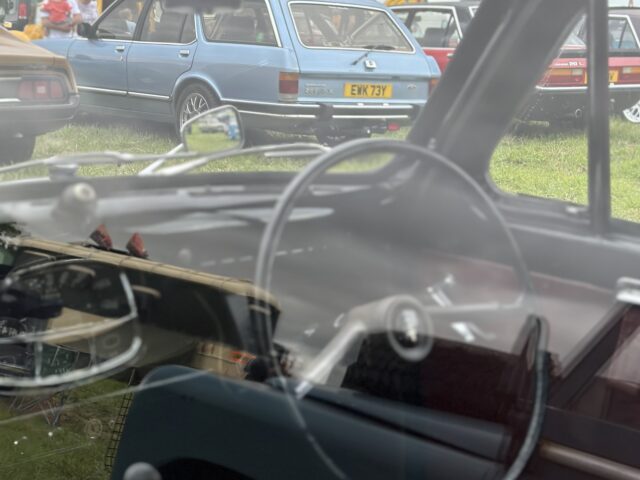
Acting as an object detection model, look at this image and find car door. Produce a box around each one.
[194,0,287,104]
[529,302,640,479]
[125,1,197,119]
[394,6,463,73]
[414,0,640,475]
[67,0,145,111]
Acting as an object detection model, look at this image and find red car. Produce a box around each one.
[392,1,640,124]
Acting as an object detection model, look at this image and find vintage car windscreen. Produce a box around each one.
[289,2,413,51]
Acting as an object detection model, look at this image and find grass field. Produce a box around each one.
[30,116,640,221]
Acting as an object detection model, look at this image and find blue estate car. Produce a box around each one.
[36,0,440,142]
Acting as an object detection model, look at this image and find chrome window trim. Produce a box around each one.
[73,37,130,43]
[609,14,640,49]
[288,1,416,54]
[133,38,197,46]
[265,0,282,47]
[200,0,282,48]
[390,5,464,41]
[540,442,640,480]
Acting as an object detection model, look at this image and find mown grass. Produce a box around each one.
[491,118,640,221]
[0,379,126,480]
[29,116,640,221]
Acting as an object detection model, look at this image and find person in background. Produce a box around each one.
[39,0,81,38]
[77,0,97,25]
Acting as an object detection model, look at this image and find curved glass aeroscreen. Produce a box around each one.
[262,148,543,477]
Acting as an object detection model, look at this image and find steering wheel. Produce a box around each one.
[252,138,547,480]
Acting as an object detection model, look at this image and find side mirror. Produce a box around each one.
[77,22,95,38]
[181,105,244,154]
[0,259,141,393]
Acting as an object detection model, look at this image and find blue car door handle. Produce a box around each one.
[115,45,126,53]
[179,49,190,57]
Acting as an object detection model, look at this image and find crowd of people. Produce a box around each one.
[38,0,98,37]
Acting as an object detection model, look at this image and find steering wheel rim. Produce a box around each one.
[251,138,543,479]
[253,138,533,357]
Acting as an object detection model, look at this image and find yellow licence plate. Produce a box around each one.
[609,70,619,83]
[344,83,393,98]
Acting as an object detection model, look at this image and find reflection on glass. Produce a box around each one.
[181,106,243,154]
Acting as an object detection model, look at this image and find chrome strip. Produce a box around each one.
[0,98,20,103]
[226,98,424,110]
[540,442,640,480]
[239,110,410,120]
[535,86,588,92]
[288,1,416,54]
[332,104,415,110]
[78,85,127,96]
[238,109,316,119]
[222,97,321,109]
[332,114,411,119]
[535,84,640,92]
[132,39,197,46]
[609,83,640,90]
[128,91,171,100]
[0,77,21,82]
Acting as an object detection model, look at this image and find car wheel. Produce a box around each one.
[175,85,219,137]
[0,135,36,164]
[622,100,640,123]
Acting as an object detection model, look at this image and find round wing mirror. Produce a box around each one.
[77,22,95,39]
[0,259,141,393]
[180,105,244,154]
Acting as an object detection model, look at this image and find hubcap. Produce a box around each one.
[623,100,640,123]
[180,92,209,128]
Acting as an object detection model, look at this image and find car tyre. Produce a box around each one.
[1,135,36,164]
[175,84,219,138]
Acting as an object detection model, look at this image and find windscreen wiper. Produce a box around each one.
[0,144,328,180]
[0,150,198,179]
[351,45,396,65]
[153,143,329,176]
